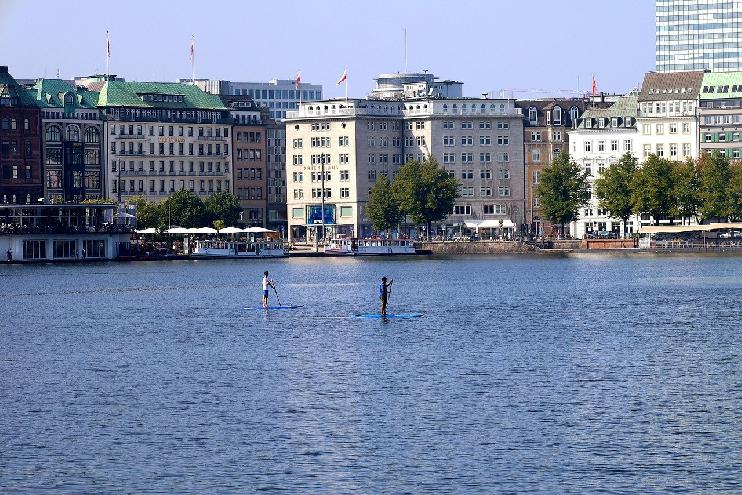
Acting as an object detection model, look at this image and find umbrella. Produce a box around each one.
[194,227,218,234]
[166,227,191,234]
[243,227,277,233]
[135,227,158,234]
[219,226,243,234]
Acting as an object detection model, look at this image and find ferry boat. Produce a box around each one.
[325,237,416,256]
[191,239,287,258]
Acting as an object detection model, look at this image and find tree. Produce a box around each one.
[81,198,117,205]
[212,219,225,233]
[127,196,165,230]
[594,152,637,237]
[366,175,402,234]
[204,192,241,226]
[698,152,732,221]
[164,190,207,228]
[670,159,700,224]
[630,154,674,225]
[728,161,742,221]
[534,151,590,237]
[392,157,459,239]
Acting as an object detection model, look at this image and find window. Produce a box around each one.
[682,123,690,134]
[340,188,350,198]
[453,205,471,215]
[553,106,562,125]
[443,136,455,147]
[498,186,511,197]
[598,141,605,152]
[683,143,691,157]
[479,187,492,197]
[532,171,541,184]
[498,169,511,180]
[531,149,541,162]
[584,141,592,152]
[611,140,618,151]
[45,125,61,142]
[670,143,678,157]
[624,139,632,152]
[643,144,651,157]
[443,121,454,129]
[480,135,491,145]
[461,136,473,146]
[531,131,541,142]
[642,124,652,135]
[340,170,349,181]
[497,136,509,146]
[66,125,80,142]
[496,121,509,129]
[443,153,456,164]
[461,121,473,129]
[656,124,664,135]
[460,169,474,179]
[656,144,664,157]
[669,123,678,134]
[479,153,491,163]
[461,153,473,163]
[479,121,491,129]
[528,107,537,123]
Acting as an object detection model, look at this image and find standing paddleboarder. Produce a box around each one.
[379,276,393,316]
[262,271,276,308]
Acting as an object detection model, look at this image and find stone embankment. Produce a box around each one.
[417,240,540,255]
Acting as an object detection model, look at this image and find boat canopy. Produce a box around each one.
[464,219,515,229]
[639,223,742,234]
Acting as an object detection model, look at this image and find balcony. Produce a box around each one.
[196,135,228,142]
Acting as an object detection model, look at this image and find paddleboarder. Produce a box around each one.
[379,276,393,316]
[262,271,275,308]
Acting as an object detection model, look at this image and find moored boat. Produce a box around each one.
[325,236,416,256]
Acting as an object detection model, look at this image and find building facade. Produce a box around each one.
[98,81,232,203]
[657,0,742,72]
[516,98,587,236]
[266,122,288,234]
[285,97,524,241]
[697,71,742,158]
[636,71,703,163]
[32,79,104,203]
[0,66,43,205]
[568,93,639,238]
[190,79,323,120]
[223,95,268,226]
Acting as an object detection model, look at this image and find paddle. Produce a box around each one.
[271,282,282,306]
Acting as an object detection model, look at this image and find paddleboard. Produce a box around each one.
[244,305,305,310]
[353,313,423,319]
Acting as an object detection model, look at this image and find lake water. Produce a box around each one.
[1,255,741,493]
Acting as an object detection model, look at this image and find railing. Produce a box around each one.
[196,135,228,142]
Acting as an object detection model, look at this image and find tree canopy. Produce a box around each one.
[630,154,675,225]
[366,175,402,233]
[594,152,636,236]
[698,152,732,221]
[204,192,241,226]
[534,151,590,235]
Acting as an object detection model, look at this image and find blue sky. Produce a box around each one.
[0,0,655,99]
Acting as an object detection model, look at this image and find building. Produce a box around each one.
[698,71,742,158]
[285,96,525,242]
[97,81,232,203]
[266,121,288,234]
[223,95,268,226]
[516,98,587,235]
[656,0,742,72]
[188,79,323,120]
[368,72,463,100]
[568,93,639,238]
[0,66,43,205]
[636,71,703,163]
[31,79,104,202]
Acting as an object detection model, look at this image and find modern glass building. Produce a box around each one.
[657,0,742,72]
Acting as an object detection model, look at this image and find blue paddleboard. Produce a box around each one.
[353,313,423,319]
[244,305,305,310]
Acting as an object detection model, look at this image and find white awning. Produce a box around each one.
[638,225,714,234]
[464,219,516,229]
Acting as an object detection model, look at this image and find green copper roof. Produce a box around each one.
[581,93,638,120]
[0,68,38,106]
[98,80,226,110]
[700,72,742,100]
[30,79,99,109]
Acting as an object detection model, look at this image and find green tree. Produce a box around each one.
[630,154,674,225]
[698,152,732,221]
[204,192,241,226]
[366,175,402,234]
[594,152,637,237]
[81,198,117,205]
[127,195,165,230]
[212,219,225,233]
[728,161,742,221]
[392,157,459,239]
[164,190,207,228]
[534,151,590,236]
[670,159,700,223]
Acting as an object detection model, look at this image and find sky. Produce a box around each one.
[0,0,656,99]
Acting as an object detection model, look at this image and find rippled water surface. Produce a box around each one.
[1,255,741,493]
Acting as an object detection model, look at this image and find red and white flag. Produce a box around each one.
[592,74,598,96]
[106,30,111,58]
[336,68,348,86]
[190,37,195,64]
[295,70,301,90]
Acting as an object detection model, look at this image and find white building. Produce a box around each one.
[284,96,524,241]
[657,0,742,72]
[636,71,702,162]
[568,93,639,238]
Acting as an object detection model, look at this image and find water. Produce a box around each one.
[1,255,741,493]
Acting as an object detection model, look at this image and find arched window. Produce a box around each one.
[443,104,448,112]
[66,125,80,142]
[553,106,562,125]
[570,106,580,123]
[528,106,538,124]
[84,127,100,143]
[480,104,486,113]
[11,118,17,130]
[499,104,505,112]
[490,104,496,111]
[46,125,61,142]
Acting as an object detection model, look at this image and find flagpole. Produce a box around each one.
[105,30,110,81]
[345,67,348,102]
[191,36,195,84]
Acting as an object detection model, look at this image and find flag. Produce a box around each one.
[106,30,111,58]
[190,37,195,64]
[295,70,301,90]
[592,74,597,96]
[336,68,348,86]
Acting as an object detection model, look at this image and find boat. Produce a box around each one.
[191,239,287,258]
[325,236,416,256]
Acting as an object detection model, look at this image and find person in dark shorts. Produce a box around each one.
[379,276,393,316]
[262,271,275,308]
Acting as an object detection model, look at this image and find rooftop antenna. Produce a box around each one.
[403,28,408,73]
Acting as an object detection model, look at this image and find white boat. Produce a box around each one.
[325,237,416,256]
[192,239,287,258]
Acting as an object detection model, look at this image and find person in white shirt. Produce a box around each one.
[262,271,275,308]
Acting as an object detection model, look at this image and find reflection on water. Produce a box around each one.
[1,255,741,493]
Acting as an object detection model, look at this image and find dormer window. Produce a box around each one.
[570,106,579,122]
[553,106,562,125]
[528,106,537,124]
